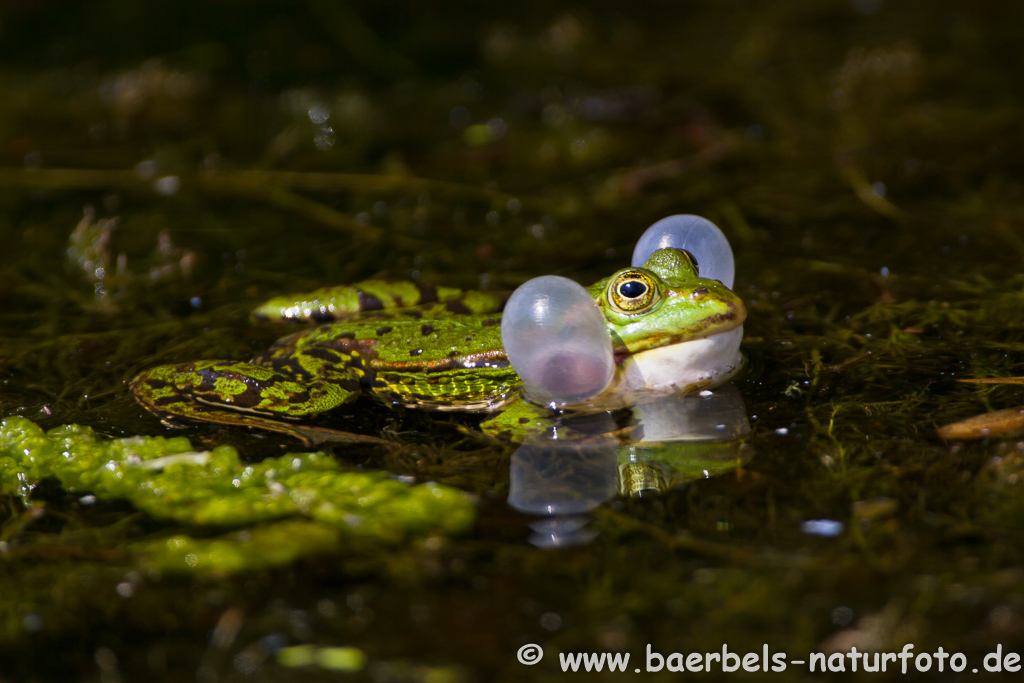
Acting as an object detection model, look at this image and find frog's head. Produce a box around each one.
[501,246,746,409]
[575,247,746,406]
[592,247,746,355]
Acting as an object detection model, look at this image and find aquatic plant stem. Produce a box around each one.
[0,167,514,240]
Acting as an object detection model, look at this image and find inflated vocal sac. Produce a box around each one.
[631,215,734,288]
[500,275,614,406]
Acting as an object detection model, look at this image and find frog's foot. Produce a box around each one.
[131,360,361,441]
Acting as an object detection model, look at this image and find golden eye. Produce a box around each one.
[608,270,659,313]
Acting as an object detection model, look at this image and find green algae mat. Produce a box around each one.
[0,418,474,573]
[3,0,1024,680]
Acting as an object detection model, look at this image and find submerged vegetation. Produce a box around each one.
[1,0,1024,680]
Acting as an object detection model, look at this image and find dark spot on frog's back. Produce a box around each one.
[195,367,267,408]
[302,347,344,363]
[420,324,434,336]
[324,337,377,356]
[481,318,500,327]
[410,348,423,357]
[285,389,312,403]
[143,378,168,390]
[310,310,336,323]
[414,283,438,304]
[376,326,393,336]
[445,300,471,315]
[518,417,530,424]
[357,291,384,311]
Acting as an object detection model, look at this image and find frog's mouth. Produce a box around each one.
[601,324,745,408]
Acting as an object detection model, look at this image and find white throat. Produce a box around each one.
[599,325,744,408]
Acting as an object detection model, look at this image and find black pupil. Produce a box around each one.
[620,280,647,299]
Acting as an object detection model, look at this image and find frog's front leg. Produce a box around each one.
[131,347,362,439]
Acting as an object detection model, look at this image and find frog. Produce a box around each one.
[131,246,746,444]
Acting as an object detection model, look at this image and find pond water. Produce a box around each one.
[2,1,1024,680]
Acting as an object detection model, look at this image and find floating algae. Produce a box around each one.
[0,418,475,572]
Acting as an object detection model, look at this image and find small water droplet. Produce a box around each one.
[308,104,330,124]
[314,126,335,151]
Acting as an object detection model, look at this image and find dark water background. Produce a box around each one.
[2,0,1024,680]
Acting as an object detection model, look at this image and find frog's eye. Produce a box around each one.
[618,279,648,299]
[608,271,659,313]
[632,214,734,288]
[501,275,614,405]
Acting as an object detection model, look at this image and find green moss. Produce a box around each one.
[0,417,475,572]
[276,644,366,671]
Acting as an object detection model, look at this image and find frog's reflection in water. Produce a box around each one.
[507,383,752,549]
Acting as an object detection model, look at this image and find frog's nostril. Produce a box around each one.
[693,286,709,297]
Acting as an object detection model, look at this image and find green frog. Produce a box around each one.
[131,247,746,443]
